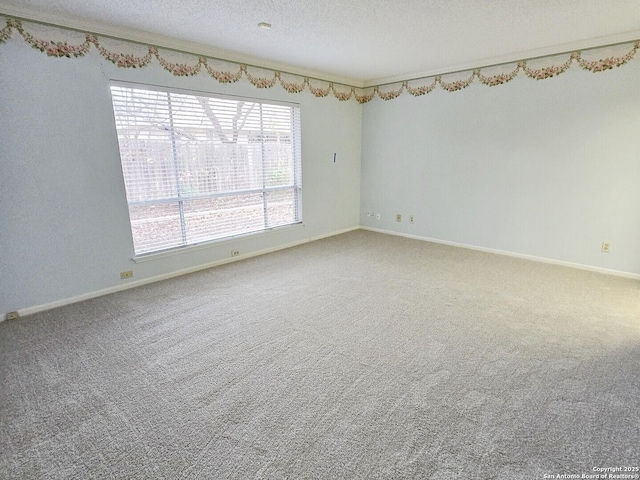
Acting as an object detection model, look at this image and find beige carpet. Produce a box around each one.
[1,230,639,479]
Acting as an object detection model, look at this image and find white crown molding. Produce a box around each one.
[364,30,640,88]
[0,3,364,88]
[2,2,639,90]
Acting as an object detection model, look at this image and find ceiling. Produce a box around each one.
[2,0,640,85]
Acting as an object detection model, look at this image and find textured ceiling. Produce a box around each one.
[2,0,640,84]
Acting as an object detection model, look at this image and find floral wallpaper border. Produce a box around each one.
[1,16,639,103]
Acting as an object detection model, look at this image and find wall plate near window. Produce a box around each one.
[109,82,302,256]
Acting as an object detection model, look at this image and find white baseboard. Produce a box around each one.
[3,226,359,321]
[360,226,640,281]
[6,224,637,322]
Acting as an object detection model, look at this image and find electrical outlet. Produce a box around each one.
[409,215,415,224]
[396,214,402,222]
[6,311,19,321]
[231,250,240,257]
[601,242,611,253]
[120,270,133,280]
[375,213,381,220]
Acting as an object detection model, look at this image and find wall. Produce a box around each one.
[0,37,362,315]
[360,61,640,276]
[3,28,639,317]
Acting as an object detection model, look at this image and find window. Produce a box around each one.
[110,83,302,256]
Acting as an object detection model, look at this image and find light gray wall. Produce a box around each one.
[361,62,640,275]
[3,33,640,316]
[0,39,362,313]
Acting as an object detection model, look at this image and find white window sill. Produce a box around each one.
[132,223,305,263]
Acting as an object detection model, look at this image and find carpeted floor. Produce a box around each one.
[1,230,639,479]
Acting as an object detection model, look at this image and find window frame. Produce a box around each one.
[109,81,303,259]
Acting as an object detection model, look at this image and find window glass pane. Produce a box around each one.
[111,83,302,256]
[263,139,294,187]
[129,203,184,254]
[266,189,298,228]
[183,195,265,244]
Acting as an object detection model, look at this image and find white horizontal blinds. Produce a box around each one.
[110,84,302,255]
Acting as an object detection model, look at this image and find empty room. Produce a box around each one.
[1,1,639,479]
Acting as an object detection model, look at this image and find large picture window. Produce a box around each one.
[110,83,302,256]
